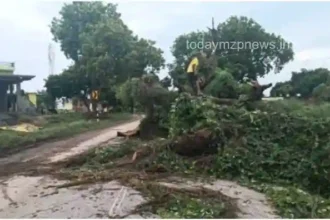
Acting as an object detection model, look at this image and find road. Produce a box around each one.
[0,117,279,218]
[0,118,150,218]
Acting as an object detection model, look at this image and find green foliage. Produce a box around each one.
[264,186,330,218]
[271,68,330,98]
[169,16,294,89]
[204,68,239,98]
[157,195,228,218]
[237,83,252,96]
[63,94,330,218]
[241,182,330,218]
[36,90,55,109]
[50,2,121,61]
[77,140,140,168]
[64,96,330,218]
[45,65,88,100]
[216,16,293,80]
[210,109,330,198]
[169,94,219,138]
[270,81,293,97]
[48,2,165,107]
[42,112,85,126]
[116,78,141,112]
[167,94,330,217]
[312,83,330,101]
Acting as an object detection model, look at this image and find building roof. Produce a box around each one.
[0,75,35,83]
[0,62,15,72]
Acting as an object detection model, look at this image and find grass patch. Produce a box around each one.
[133,182,237,219]
[41,112,87,127]
[157,195,228,218]
[0,112,134,156]
[239,180,330,218]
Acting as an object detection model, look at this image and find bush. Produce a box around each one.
[169,94,330,198]
[312,83,330,102]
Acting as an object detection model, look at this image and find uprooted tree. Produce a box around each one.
[116,17,287,139]
[169,16,294,86]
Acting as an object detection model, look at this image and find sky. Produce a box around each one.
[1,1,330,95]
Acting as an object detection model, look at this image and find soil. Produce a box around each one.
[0,115,279,218]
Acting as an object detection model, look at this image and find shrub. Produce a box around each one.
[169,94,330,197]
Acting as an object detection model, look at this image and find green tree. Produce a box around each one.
[116,78,141,113]
[36,90,55,109]
[45,65,91,111]
[50,2,121,62]
[169,16,294,90]
[271,68,330,98]
[270,82,293,97]
[48,2,165,111]
[79,18,165,86]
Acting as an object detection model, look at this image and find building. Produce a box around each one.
[0,62,36,113]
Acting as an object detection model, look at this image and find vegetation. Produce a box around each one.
[61,98,330,218]
[0,113,133,157]
[10,2,330,219]
[270,68,330,99]
[46,2,164,111]
[169,16,294,91]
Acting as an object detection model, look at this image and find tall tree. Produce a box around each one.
[50,2,121,62]
[169,16,294,90]
[48,2,165,110]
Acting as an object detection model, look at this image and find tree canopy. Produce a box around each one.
[46,2,165,110]
[270,68,330,98]
[45,3,330,111]
[169,16,294,91]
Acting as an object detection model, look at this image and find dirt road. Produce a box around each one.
[0,118,148,218]
[0,117,279,218]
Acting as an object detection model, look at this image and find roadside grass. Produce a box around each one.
[0,112,134,157]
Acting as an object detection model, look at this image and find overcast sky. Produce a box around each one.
[1,1,330,95]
